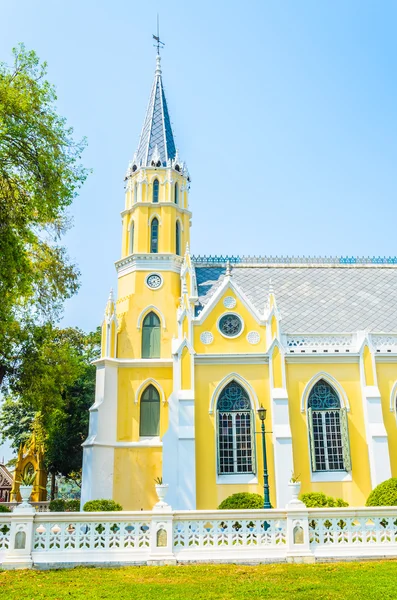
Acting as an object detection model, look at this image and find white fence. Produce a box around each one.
[2,505,397,569]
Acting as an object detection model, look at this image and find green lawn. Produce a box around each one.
[1,561,397,599]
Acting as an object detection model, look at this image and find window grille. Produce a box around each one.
[140,384,160,436]
[217,381,255,475]
[142,312,160,358]
[150,218,159,253]
[308,379,351,472]
[153,179,159,203]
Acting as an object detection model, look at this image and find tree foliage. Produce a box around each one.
[0,326,100,485]
[0,43,88,387]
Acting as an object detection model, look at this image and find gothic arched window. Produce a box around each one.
[140,384,160,436]
[175,221,181,256]
[174,182,179,205]
[129,222,134,254]
[134,182,138,203]
[150,218,159,253]
[153,179,159,203]
[217,381,255,475]
[142,311,160,358]
[308,379,351,472]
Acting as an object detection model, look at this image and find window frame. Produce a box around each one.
[141,311,161,358]
[139,384,160,437]
[150,217,159,253]
[175,220,181,255]
[153,179,159,203]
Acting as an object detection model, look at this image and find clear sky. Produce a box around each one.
[1,0,397,333]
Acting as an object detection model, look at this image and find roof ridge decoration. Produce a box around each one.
[134,54,177,168]
[191,255,397,266]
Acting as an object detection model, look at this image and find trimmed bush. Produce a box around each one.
[49,498,81,512]
[218,493,263,510]
[83,499,123,512]
[0,504,11,513]
[300,492,349,508]
[366,478,397,506]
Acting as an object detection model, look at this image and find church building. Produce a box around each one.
[81,52,397,510]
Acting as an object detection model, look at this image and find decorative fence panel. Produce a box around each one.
[2,506,397,568]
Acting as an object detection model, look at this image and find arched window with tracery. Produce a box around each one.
[139,384,160,436]
[175,221,181,256]
[150,218,159,253]
[308,379,351,472]
[141,311,160,358]
[174,182,179,205]
[217,381,255,475]
[153,179,159,203]
[129,222,134,254]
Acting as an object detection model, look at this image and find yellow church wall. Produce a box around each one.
[376,362,397,477]
[193,290,267,355]
[116,271,180,359]
[114,446,162,510]
[194,363,275,509]
[286,361,371,506]
[181,346,191,390]
[272,346,283,388]
[363,345,375,386]
[116,367,172,441]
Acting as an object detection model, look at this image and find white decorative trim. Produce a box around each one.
[300,372,350,413]
[209,372,260,414]
[148,212,162,226]
[135,379,167,405]
[116,254,184,277]
[223,296,236,309]
[93,358,173,368]
[200,331,214,345]
[372,334,397,353]
[145,273,164,290]
[216,474,258,485]
[175,216,184,232]
[247,331,260,345]
[217,312,244,339]
[286,334,354,354]
[390,381,397,413]
[136,305,166,330]
[196,354,268,365]
[310,471,352,483]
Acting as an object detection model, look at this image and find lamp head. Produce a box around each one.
[257,405,267,422]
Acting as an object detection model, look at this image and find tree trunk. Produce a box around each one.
[50,471,56,500]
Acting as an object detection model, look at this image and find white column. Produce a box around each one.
[361,384,391,488]
[2,506,35,570]
[81,361,118,507]
[271,388,294,507]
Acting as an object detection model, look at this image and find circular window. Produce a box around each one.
[218,313,243,338]
[146,273,163,290]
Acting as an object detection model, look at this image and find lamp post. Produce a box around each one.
[257,405,272,509]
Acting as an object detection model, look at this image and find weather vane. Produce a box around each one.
[153,14,165,54]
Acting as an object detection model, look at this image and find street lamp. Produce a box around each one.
[257,404,272,509]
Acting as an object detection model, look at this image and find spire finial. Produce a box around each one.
[225,260,232,277]
[153,14,165,56]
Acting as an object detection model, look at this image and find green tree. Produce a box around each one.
[0,43,88,387]
[0,326,100,498]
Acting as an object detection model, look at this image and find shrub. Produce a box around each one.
[83,499,123,512]
[49,498,81,512]
[0,504,11,513]
[366,478,397,506]
[218,493,263,510]
[300,492,348,508]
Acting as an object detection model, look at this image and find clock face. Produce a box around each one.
[146,273,162,289]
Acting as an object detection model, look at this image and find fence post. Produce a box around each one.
[2,504,35,570]
[148,500,176,565]
[285,499,315,563]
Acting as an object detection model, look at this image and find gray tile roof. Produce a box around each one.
[194,265,397,333]
[135,56,176,168]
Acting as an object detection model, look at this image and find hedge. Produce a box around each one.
[83,499,123,512]
[218,493,263,510]
[300,492,349,508]
[49,498,80,512]
[366,478,397,506]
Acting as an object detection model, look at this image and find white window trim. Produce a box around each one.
[217,312,244,339]
[216,474,258,485]
[311,471,352,483]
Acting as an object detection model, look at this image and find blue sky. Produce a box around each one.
[1,0,397,333]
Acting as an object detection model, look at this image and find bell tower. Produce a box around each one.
[115,52,192,360]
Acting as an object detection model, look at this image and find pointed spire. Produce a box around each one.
[134,54,177,168]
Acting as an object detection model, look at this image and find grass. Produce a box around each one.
[2,561,397,599]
